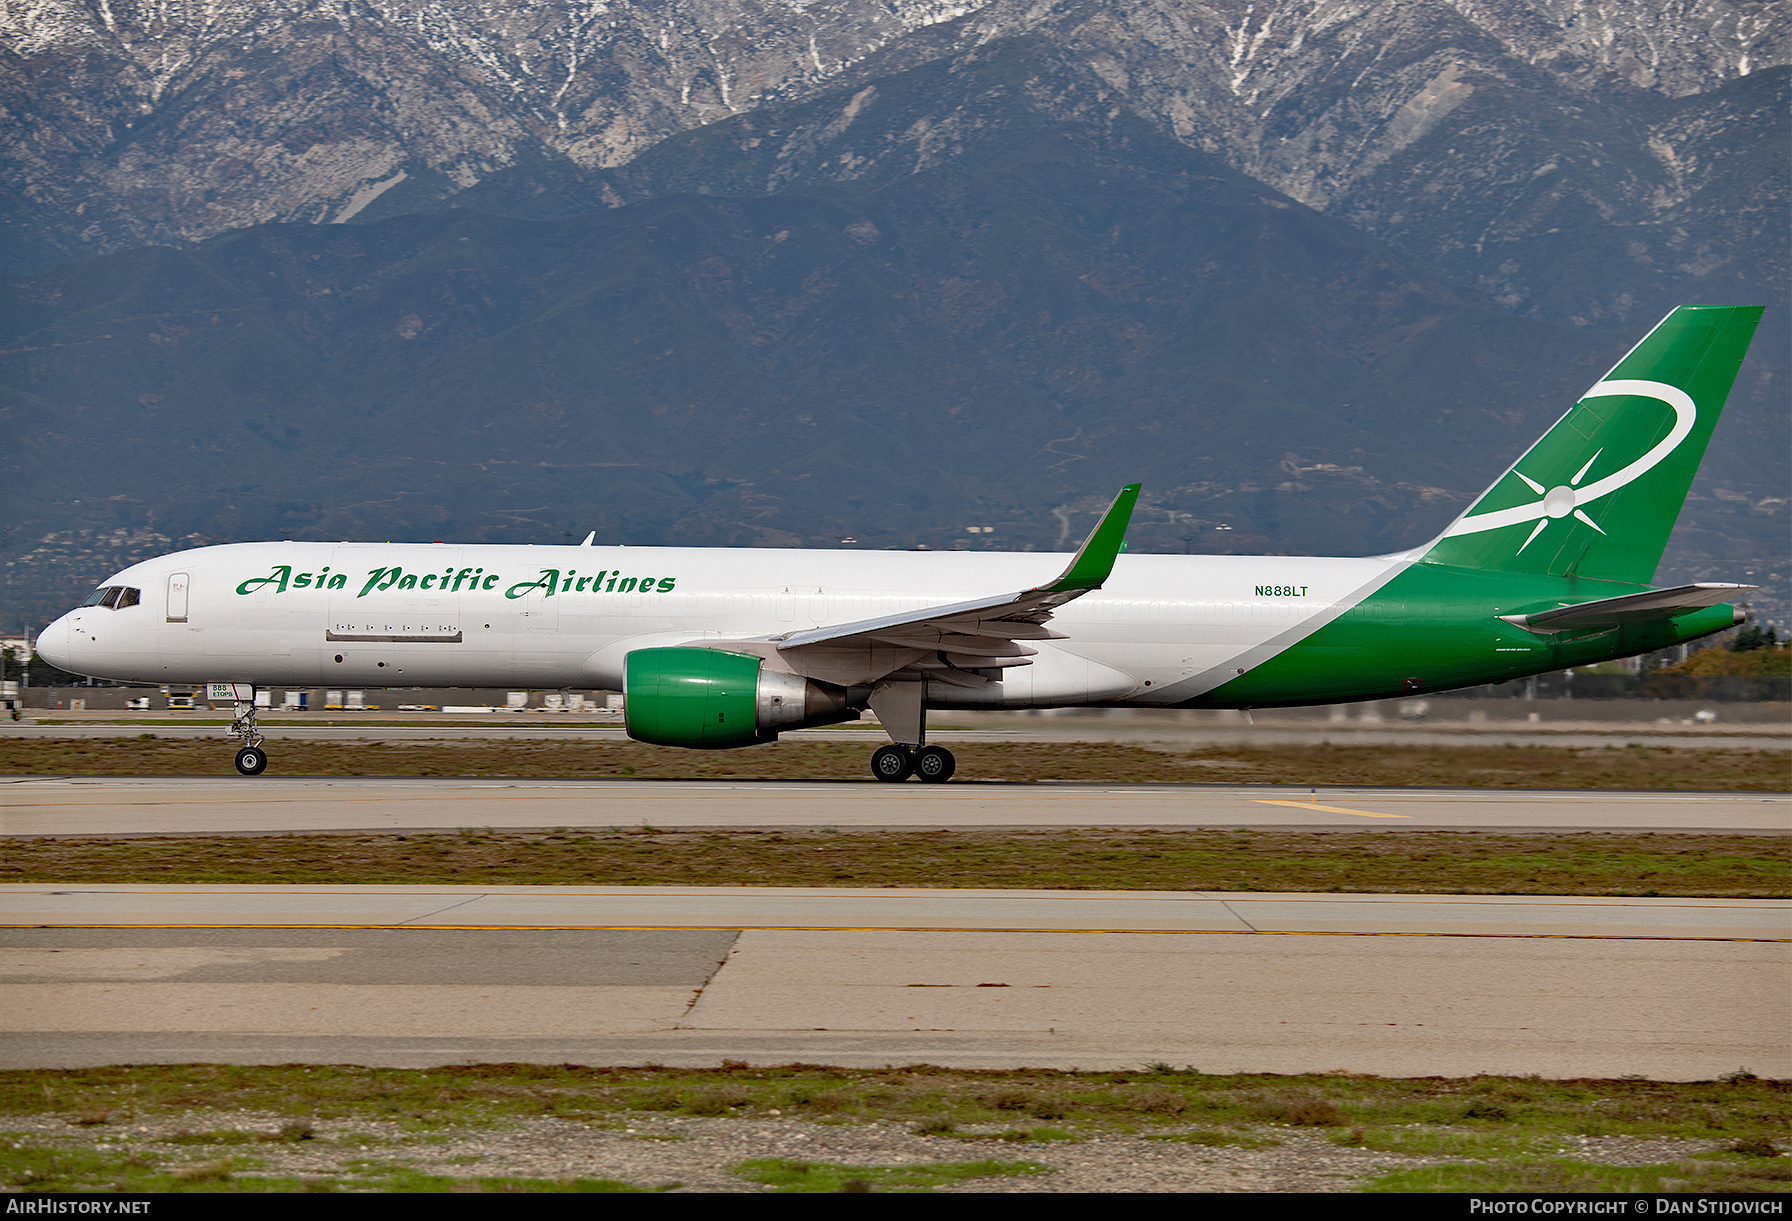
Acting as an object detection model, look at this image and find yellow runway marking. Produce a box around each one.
[0,922,1781,942]
[1255,799,1409,819]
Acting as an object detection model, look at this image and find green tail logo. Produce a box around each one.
[1424,305,1763,584]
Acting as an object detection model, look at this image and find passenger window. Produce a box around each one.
[115,587,140,609]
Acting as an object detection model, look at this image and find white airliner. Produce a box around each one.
[35,305,1763,780]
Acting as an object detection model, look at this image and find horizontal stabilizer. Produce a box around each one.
[1500,583,1753,634]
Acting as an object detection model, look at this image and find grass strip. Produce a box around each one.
[4,738,1787,789]
[4,829,1786,897]
[6,1064,1787,1143]
[9,1066,1785,1194]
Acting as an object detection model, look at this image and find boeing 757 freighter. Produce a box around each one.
[35,305,1763,779]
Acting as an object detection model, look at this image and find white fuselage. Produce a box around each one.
[36,541,1407,708]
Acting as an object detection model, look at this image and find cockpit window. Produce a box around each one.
[80,585,140,609]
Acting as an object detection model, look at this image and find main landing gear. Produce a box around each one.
[229,698,268,776]
[865,679,954,782]
[870,744,956,784]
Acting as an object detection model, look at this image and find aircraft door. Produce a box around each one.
[166,573,189,623]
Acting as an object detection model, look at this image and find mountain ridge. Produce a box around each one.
[5,0,1784,327]
[4,117,1781,626]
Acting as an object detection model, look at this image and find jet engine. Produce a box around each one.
[623,647,855,748]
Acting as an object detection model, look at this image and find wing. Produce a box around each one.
[1499,582,1754,633]
[770,484,1140,689]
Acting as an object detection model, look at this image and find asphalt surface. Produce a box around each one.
[3,887,1786,1077]
[4,775,1788,834]
[6,763,1786,1079]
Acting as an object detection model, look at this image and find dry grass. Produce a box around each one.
[3,828,1785,897]
[4,1063,1787,1142]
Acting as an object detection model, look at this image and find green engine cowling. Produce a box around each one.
[624,647,855,749]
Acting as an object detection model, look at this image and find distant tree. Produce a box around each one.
[1729,624,1780,652]
[1657,639,1791,677]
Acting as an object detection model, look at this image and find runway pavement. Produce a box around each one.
[4,775,1788,834]
[6,774,1786,1079]
[3,885,1786,1078]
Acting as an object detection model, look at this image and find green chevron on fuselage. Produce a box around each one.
[1197,561,1738,709]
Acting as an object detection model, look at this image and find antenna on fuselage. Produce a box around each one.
[579,531,596,546]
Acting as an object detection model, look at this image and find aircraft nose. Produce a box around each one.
[35,615,73,671]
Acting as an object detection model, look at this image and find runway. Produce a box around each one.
[6,777,1785,1079]
[4,885,1787,1078]
[4,775,1787,834]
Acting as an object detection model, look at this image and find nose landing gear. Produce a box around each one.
[229,698,268,776]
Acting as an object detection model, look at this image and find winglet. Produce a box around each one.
[1040,484,1141,593]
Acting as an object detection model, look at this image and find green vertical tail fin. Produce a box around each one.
[1422,304,1763,583]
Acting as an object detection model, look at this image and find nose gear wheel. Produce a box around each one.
[228,699,269,776]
